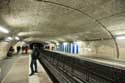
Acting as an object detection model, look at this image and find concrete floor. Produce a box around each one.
[0,56,18,81]
[1,55,52,83]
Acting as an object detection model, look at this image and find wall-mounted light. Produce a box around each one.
[116,36,125,40]
[63,42,68,46]
[74,40,83,44]
[0,26,9,34]
[56,42,59,46]
[15,36,20,40]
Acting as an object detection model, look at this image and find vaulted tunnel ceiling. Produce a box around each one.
[0,0,125,41]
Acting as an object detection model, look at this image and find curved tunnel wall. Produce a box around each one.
[116,39,125,61]
[36,1,119,60]
[37,1,120,60]
[83,40,117,59]
[54,40,117,60]
[0,0,125,61]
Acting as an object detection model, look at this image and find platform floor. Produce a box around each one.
[1,55,52,83]
[29,55,53,83]
[54,51,125,70]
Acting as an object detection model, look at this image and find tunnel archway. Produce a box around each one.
[28,42,44,50]
[35,0,119,58]
[0,0,125,60]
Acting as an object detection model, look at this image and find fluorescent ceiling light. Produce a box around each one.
[0,26,9,34]
[116,36,125,40]
[15,36,20,40]
[17,31,42,36]
[7,37,13,40]
[5,37,13,41]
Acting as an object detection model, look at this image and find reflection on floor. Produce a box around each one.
[2,56,29,83]
[1,55,52,83]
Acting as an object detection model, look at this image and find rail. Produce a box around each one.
[39,50,125,83]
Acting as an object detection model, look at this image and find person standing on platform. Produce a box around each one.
[7,46,14,57]
[29,45,40,76]
[25,45,28,54]
[16,46,21,54]
[21,46,25,54]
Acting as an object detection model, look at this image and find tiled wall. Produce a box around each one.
[0,41,10,59]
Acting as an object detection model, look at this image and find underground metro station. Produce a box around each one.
[0,0,125,83]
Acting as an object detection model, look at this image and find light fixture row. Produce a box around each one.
[5,36,20,41]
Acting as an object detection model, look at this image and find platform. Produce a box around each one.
[1,55,52,83]
[53,51,125,70]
